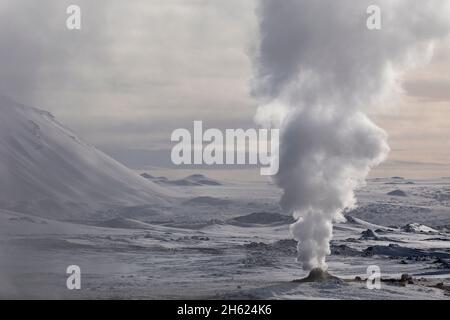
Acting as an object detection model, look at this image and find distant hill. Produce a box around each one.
[141,173,222,186]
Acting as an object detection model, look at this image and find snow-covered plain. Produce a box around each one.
[0,97,449,299]
[1,177,450,299]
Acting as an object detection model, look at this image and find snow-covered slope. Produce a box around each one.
[0,96,175,220]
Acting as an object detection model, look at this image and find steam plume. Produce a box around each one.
[252,0,450,270]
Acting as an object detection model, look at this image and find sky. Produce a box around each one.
[1,0,449,179]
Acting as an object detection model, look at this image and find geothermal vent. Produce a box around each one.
[293,268,343,284]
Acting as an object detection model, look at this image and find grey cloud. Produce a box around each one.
[0,0,257,163]
[0,0,112,101]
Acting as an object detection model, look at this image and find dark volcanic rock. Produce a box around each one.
[387,189,407,197]
[401,274,414,283]
[228,212,294,227]
[362,244,450,259]
[331,244,361,256]
[360,229,379,240]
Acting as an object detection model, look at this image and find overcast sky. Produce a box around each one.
[1,0,449,178]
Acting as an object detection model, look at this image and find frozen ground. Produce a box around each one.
[0,98,449,299]
[1,176,450,299]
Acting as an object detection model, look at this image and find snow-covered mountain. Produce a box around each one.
[0,96,175,220]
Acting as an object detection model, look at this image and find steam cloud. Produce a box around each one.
[252,0,450,270]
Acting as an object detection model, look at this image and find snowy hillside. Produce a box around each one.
[0,96,175,220]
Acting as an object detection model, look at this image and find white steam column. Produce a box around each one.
[252,0,450,271]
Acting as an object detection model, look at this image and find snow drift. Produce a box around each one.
[0,96,174,220]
